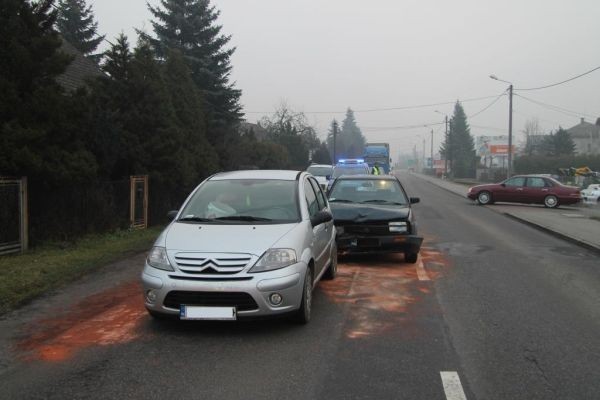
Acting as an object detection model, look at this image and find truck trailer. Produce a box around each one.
[363,143,391,174]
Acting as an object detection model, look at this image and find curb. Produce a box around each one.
[502,213,600,256]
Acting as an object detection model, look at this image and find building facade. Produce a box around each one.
[567,118,600,155]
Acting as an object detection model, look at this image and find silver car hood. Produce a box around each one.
[164,222,298,256]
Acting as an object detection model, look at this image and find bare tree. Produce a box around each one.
[521,118,542,156]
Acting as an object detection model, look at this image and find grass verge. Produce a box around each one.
[0,226,162,315]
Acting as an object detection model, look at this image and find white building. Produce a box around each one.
[567,118,600,155]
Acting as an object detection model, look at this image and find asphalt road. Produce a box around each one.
[1,172,599,400]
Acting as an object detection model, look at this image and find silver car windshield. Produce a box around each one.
[329,179,408,205]
[178,179,300,224]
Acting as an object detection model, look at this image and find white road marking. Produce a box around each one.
[440,371,468,400]
[416,257,430,281]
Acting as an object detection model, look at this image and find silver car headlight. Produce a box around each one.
[249,249,297,273]
[389,221,408,233]
[147,246,174,271]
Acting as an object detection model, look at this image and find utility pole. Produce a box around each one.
[430,129,434,173]
[332,120,338,164]
[443,115,449,177]
[422,138,426,172]
[490,75,514,179]
[507,84,513,179]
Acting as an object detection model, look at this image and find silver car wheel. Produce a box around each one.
[295,268,313,324]
[323,243,337,280]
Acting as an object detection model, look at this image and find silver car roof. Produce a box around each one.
[210,170,301,181]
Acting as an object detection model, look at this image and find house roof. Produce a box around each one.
[56,40,103,92]
[567,118,600,139]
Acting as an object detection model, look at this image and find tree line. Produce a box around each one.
[0,0,335,241]
[0,0,340,201]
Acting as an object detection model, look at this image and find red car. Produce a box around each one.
[467,175,581,208]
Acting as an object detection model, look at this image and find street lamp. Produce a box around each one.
[490,75,514,179]
[435,110,449,177]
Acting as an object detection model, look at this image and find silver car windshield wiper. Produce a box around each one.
[178,216,214,222]
[329,198,355,203]
[361,199,406,205]
[214,215,272,222]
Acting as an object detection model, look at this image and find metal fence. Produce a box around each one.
[0,175,193,251]
[0,177,28,255]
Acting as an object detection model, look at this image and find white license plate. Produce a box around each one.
[180,305,237,320]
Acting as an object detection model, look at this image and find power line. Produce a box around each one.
[514,93,596,119]
[515,64,600,91]
[361,122,445,132]
[468,90,507,119]
[512,109,565,127]
[245,94,503,115]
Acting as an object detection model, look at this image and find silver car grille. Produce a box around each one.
[173,253,253,275]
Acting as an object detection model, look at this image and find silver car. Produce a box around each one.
[306,163,333,191]
[142,170,337,323]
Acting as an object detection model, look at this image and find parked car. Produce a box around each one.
[327,159,371,191]
[306,163,333,191]
[142,170,337,323]
[581,183,600,203]
[327,174,422,263]
[467,175,581,208]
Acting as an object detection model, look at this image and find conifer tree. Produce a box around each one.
[56,0,105,59]
[0,0,97,184]
[447,101,476,178]
[163,48,219,183]
[552,127,576,156]
[539,127,576,157]
[339,108,366,158]
[146,0,242,129]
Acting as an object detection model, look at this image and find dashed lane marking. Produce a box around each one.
[440,371,468,400]
[416,257,430,281]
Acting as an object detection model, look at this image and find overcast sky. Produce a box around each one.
[91,0,600,161]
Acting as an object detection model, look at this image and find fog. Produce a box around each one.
[91,0,600,161]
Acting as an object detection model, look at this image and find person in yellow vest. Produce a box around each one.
[372,163,382,175]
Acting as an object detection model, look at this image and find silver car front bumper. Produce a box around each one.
[142,262,308,318]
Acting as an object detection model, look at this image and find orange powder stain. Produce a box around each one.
[320,246,450,340]
[17,281,147,362]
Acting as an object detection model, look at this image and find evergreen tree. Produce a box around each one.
[552,127,576,156]
[146,0,242,130]
[88,34,219,186]
[539,127,576,157]
[339,108,366,158]
[56,0,105,60]
[162,48,219,184]
[447,101,476,178]
[0,0,97,184]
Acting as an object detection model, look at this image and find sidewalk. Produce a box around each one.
[413,173,600,254]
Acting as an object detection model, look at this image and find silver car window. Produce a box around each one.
[308,177,327,210]
[304,179,320,217]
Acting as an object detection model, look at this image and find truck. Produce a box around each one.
[363,143,391,174]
